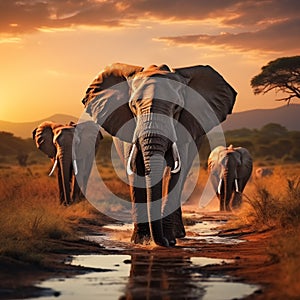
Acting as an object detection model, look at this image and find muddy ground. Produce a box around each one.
[0,207,282,300]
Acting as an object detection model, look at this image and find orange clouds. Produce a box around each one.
[1,0,299,53]
[158,19,300,53]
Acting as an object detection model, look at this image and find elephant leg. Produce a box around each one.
[173,139,202,235]
[173,207,185,238]
[162,170,180,246]
[231,176,249,209]
[219,194,226,211]
[71,176,81,203]
[162,142,198,244]
[73,159,88,202]
[114,140,150,244]
[57,165,65,205]
[130,151,151,244]
[231,192,242,210]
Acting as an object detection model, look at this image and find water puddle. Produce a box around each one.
[186,221,245,244]
[89,220,245,248]
[102,223,134,231]
[34,255,131,300]
[32,254,258,300]
[23,220,257,299]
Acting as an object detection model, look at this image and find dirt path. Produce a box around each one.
[0,208,280,300]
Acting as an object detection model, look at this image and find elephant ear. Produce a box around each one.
[208,146,227,172]
[73,121,103,160]
[52,125,74,145]
[174,65,237,143]
[234,147,253,178]
[82,63,144,142]
[33,121,58,158]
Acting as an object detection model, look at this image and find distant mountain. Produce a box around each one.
[0,114,78,138]
[222,104,300,131]
[0,104,299,139]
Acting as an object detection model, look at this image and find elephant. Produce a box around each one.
[81,62,237,247]
[208,145,253,211]
[32,121,102,205]
[255,167,273,178]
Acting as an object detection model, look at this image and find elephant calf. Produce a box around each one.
[208,145,253,211]
[32,121,102,206]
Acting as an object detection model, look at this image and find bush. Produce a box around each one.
[240,177,300,229]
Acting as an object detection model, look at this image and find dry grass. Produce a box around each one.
[230,164,300,230]
[221,163,300,298]
[0,164,106,264]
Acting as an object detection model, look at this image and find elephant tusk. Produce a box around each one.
[127,144,137,176]
[73,160,78,176]
[235,179,239,192]
[217,178,223,194]
[171,142,181,174]
[49,159,58,176]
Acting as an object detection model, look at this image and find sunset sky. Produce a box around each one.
[0,0,299,122]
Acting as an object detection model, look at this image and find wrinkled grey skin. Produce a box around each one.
[208,145,253,211]
[32,121,102,205]
[82,63,237,247]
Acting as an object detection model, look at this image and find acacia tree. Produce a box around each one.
[251,56,300,103]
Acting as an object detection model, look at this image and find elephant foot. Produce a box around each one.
[163,227,177,247]
[168,239,176,247]
[173,207,186,239]
[225,204,232,212]
[175,228,186,239]
[153,237,170,247]
[131,223,151,245]
[131,232,151,245]
[174,220,186,239]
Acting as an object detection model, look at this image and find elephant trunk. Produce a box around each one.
[222,153,236,211]
[137,129,170,246]
[144,152,169,247]
[57,147,72,206]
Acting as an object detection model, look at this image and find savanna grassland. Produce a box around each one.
[0,125,300,299]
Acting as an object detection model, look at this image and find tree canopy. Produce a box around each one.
[251,56,300,103]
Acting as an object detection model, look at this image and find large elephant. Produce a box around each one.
[81,63,237,246]
[32,121,102,205]
[208,145,253,211]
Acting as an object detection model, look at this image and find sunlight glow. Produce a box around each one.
[0,37,22,44]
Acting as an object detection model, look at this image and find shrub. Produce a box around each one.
[240,177,300,229]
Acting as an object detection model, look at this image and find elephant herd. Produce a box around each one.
[32,62,270,247]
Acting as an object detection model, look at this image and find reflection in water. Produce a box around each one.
[121,255,205,300]
[33,254,258,300]
[120,255,256,300]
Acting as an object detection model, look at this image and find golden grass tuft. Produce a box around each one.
[0,165,104,263]
[234,171,300,230]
